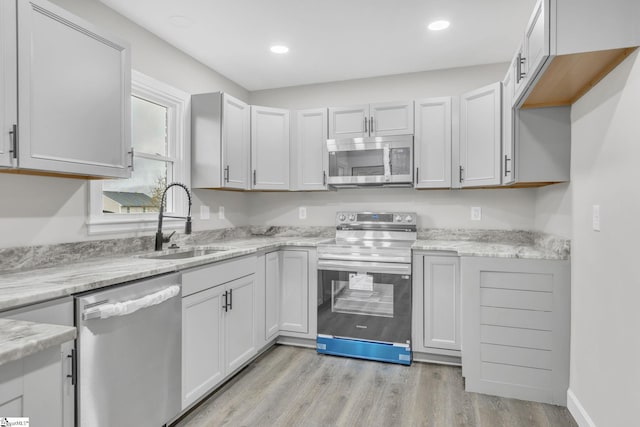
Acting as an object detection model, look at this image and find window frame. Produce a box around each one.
[87,70,191,235]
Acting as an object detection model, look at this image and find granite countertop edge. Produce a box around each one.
[0,234,568,313]
[0,318,76,367]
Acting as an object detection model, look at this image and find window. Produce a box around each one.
[88,71,190,235]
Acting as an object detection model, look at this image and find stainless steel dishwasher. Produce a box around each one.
[76,273,181,427]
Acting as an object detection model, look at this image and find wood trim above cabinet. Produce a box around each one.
[521,47,637,109]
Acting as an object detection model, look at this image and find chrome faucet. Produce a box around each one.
[155,182,193,251]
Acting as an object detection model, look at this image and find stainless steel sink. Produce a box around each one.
[141,247,234,260]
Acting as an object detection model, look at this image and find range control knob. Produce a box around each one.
[405,215,414,223]
[395,215,403,222]
[348,214,356,221]
[338,214,346,222]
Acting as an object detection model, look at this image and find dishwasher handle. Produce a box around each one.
[82,285,180,321]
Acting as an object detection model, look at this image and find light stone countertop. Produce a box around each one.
[0,232,568,364]
[0,318,76,366]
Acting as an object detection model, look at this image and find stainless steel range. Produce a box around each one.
[316,211,416,365]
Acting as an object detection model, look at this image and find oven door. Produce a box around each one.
[317,259,411,344]
[326,137,413,185]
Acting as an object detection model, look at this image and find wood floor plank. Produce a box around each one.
[174,345,577,427]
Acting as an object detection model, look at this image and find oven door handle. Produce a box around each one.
[318,259,411,275]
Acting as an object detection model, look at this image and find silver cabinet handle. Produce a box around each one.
[128,147,135,171]
[504,155,511,176]
[370,117,374,134]
[323,170,327,186]
[224,165,230,182]
[516,53,526,83]
[9,124,17,159]
[459,165,464,182]
[364,116,368,134]
[415,167,419,184]
[253,169,257,186]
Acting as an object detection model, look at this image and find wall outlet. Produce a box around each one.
[299,206,307,220]
[200,205,210,220]
[218,206,225,220]
[592,205,600,231]
[471,206,482,221]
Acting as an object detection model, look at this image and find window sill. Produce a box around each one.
[87,215,185,236]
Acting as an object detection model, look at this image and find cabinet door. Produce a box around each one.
[502,65,515,185]
[523,0,548,88]
[251,106,290,190]
[459,82,502,187]
[423,256,460,351]
[0,346,65,427]
[280,250,309,334]
[182,285,225,409]
[293,108,328,190]
[414,97,451,188]
[222,93,250,189]
[16,0,131,178]
[0,0,16,168]
[264,251,281,341]
[225,275,257,373]
[370,101,414,137]
[328,105,368,139]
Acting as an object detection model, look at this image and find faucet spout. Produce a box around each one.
[155,182,193,251]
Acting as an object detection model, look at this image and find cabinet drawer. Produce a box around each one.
[481,362,551,389]
[480,288,552,311]
[181,256,257,297]
[480,271,553,292]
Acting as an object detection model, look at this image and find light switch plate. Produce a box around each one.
[299,206,307,220]
[471,206,482,221]
[200,205,210,220]
[218,206,225,220]
[592,205,600,231]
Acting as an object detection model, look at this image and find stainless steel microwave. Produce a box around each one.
[326,135,413,187]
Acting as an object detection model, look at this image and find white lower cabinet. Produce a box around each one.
[1,297,74,426]
[0,344,71,427]
[264,251,281,341]
[181,257,258,410]
[412,254,461,358]
[280,250,309,334]
[460,256,570,405]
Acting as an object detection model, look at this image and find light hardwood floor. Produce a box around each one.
[175,345,577,427]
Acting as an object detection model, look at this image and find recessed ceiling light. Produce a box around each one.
[168,15,193,28]
[270,45,289,54]
[428,20,450,31]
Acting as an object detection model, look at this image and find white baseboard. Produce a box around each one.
[567,388,597,427]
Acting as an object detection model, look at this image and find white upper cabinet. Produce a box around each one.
[329,101,413,139]
[192,92,251,190]
[502,65,515,185]
[0,0,17,168]
[370,101,414,137]
[14,0,131,178]
[459,82,502,188]
[515,0,640,108]
[328,105,368,139]
[222,94,251,189]
[251,105,290,190]
[291,108,328,191]
[414,97,452,189]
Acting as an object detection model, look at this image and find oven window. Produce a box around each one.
[332,278,394,317]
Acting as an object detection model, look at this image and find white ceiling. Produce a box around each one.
[100,0,537,91]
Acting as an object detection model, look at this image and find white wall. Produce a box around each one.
[534,183,572,238]
[250,63,508,108]
[567,50,640,427]
[0,0,250,248]
[250,188,536,230]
